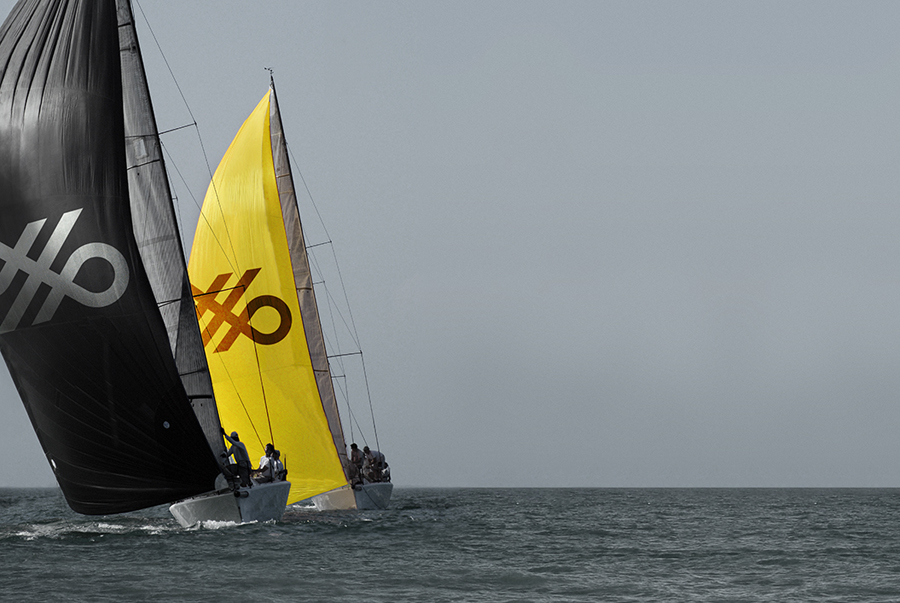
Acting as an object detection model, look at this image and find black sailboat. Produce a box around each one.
[0,0,290,523]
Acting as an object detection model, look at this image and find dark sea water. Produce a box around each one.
[1,488,900,602]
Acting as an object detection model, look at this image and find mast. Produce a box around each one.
[267,78,351,477]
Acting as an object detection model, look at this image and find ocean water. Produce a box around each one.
[1,488,900,602]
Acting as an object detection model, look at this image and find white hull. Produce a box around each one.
[311,482,393,511]
[169,481,291,527]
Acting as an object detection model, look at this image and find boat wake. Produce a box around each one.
[195,519,245,530]
[7,519,181,541]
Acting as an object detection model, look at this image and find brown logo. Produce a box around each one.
[192,268,292,352]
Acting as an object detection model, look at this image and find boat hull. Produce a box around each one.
[168,481,291,527]
[311,482,393,511]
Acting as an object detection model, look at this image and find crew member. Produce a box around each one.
[221,429,252,488]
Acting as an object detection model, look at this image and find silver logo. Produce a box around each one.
[0,209,129,333]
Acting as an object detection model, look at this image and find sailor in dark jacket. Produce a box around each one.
[221,429,252,488]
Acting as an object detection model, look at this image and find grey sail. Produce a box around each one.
[116,0,225,459]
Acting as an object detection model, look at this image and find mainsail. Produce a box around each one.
[116,0,225,457]
[189,90,349,504]
[0,0,220,513]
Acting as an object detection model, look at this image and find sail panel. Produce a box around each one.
[268,86,350,476]
[0,0,219,513]
[116,0,225,459]
[189,92,348,504]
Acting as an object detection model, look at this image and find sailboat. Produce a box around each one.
[188,85,393,511]
[0,0,289,526]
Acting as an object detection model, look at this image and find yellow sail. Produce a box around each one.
[188,92,347,503]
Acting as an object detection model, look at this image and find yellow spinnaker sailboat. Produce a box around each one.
[189,88,360,505]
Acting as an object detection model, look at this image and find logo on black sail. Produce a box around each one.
[0,209,129,334]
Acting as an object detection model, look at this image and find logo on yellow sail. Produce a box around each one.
[192,268,292,352]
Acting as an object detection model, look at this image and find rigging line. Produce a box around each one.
[304,248,349,374]
[306,245,361,351]
[132,2,268,459]
[280,93,381,443]
[269,75,347,453]
[133,0,197,136]
[331,374,352,442]
[191,284,272,448]
[196,143,243,279]
[330,361,350,401]
[126,158,160,170]
[126,123,195,138]
[305,247,376,451]
[307,240,332,250]
[159,140,241,279]
[192,283,251,297]
[330,359,373,452]
[157,139,197,250]
[285,139,364,343]
[249,319,276,450]
[325,236,363,342]
[194,301,264,447]
[334,373,367,448]
[181,367,212,378]
[319,276,350,379]
[346,401,369,450]
[158,123,196,136]
[359,352,380,452]
[133,0,242,277]
[287,139,334,242]
[321,277,362,350]
[306,241,362,352]
[309,270,361,435]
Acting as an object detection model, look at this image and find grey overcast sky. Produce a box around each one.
[2,0,900,488]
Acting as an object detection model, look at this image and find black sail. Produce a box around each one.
[0,0,219,513]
